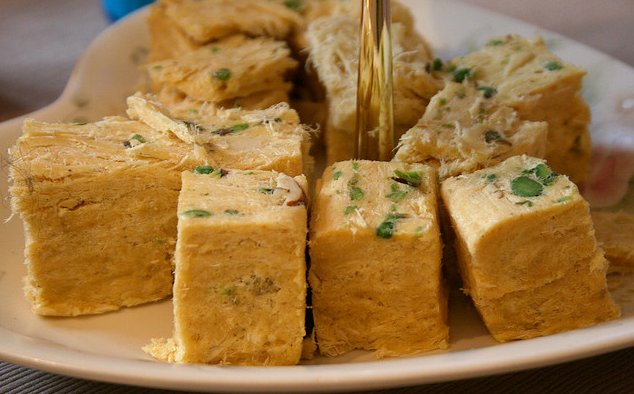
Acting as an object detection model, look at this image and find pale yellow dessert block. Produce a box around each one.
[167,170,308,365]
[441,155,619,341]
[127,94,312,177]
[394,82,548,180]
[544,97,592,183]
[444,35,591,183]
[290,0,419,52]
[592,211,634,269]
[147,3,200,62]
[309,160,448,358]
[475,250,617,342]
[9,117,200,316]
[161,0,302,43]
[154,85,289,113]
[146,35,297,103]
[306,15,441,163]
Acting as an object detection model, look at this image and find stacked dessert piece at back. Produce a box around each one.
[305,1,441,163]
[145,0,302,110]
[436,35,591,184]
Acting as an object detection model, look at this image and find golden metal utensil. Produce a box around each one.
[355,0,394,161]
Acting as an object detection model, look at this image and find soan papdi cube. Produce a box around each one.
[8,117,199,316]
[145,35,297,103]
[147,2,200,62]
[161,0,302,43]
[127,94,312,177]
[148,170,308,365]
[309,160,448,357]
[306,14,441,163]
[442,35,591,183]
[441,155,619,341]
[394,82,548,180]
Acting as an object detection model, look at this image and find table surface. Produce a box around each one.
[1,0,633,393]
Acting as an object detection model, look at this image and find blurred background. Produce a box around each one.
[0,0,633,121]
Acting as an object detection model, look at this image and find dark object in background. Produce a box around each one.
[102,0,155,21]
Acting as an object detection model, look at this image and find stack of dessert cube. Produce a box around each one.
[8,0,626,366]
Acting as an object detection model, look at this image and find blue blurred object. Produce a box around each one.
[102,0,155,22]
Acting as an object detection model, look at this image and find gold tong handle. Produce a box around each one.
[355,0,394,161]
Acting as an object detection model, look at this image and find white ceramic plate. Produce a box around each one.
[1,1,634,392]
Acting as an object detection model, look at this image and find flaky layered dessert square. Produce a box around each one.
[442,35,591,183]
[146,35,297,103]
[161,0,302,43]
[147,170,308,365]
[394,82,548,180]
[441,155,619,341]
[309,160,448,357]
[127,94,312,177]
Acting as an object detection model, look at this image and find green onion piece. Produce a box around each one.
[534,163,558,185]
[213,68,231,81]
[392,169,422,188]
[284,0,301,10]
[438,98,447,107]
[375,213,408,239]
[352,161,359,172]
[477,86,497,98]
[386,183,409,202]
[180,209,212,218]
[511,176,543,197]
[432,58,443,71]
[376,220,395,239]
[230,123,249,132]
[194,165,214,174]
[130,134,145,143]
[488,38,504,46]
[349,186,364,201]
[485,174,497,183]
[484,130,503,143]
[332,169,343,180]
[224,209,240,215]
[386,212,408,220]
[212,123,249,135]
[452,67,473,83]
[344,205,357,215]
[258,187,275,194]
[183,120,202,133]
[544,61,563,71]
[556,196,572,204]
